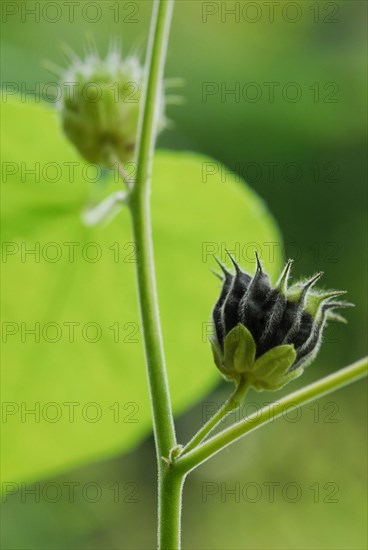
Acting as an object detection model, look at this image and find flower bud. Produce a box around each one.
[56,45,165,166]
[211,255,353,391]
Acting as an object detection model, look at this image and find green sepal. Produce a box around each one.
[252,345,300,390]
[210,324,256,381]
[224,324,256,375]
[210,337,226,375]
[211,327,303,391]
[278,366,304,388]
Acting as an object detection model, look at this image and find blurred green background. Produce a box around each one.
[1,1,367,549]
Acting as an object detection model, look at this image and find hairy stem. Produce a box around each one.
[127,1,178,548]
[159,469,186,550]
[130,204,176,456]
[129,0,175,464]
[182,379,250,455]
[175,357,368,474]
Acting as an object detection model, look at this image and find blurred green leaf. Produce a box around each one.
[1,97,282,483]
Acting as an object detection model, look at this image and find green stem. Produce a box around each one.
[160,469,185,550]
[175,357,368,475]
[126,1,180,548]
[182,379,250,455]
[129,199,176,458]
[129,0,175,463]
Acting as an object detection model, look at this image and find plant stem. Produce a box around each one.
[175,357,368,475]
[160,469,185,550]
[182,379,250,455]
[129,0,175,463]
[127,1,179,548]
[129,199,176,458]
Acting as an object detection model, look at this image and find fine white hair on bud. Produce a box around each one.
[52,39,166,167]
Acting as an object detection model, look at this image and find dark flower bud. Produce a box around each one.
[211,254,353,391]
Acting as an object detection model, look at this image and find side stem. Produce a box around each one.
[175,357,368,475]
[182,379,250,455]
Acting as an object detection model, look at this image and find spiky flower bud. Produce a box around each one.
[211,254,353,391]
[56,44,165,166]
